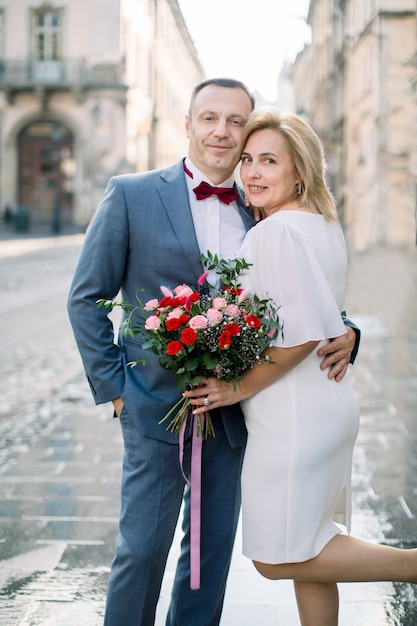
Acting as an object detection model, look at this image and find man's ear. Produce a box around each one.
[185,114,191,138]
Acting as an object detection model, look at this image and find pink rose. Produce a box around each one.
[174,284,194,298]
[224,304,240,317]
[167,307,183,320]
[189,315,209,330]
[144,298,159,311]
[145,315,161,331]
[206,308,223,325]
[212,297,227,310]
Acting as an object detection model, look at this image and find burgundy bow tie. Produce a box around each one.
[193,181,239,205]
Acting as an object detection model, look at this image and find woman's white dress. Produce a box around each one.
[238,210,360,564]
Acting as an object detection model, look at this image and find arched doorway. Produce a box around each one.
[17,120,75,230]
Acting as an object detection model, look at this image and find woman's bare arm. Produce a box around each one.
[185,341,319,415]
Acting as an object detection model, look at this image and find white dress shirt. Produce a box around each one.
[184,157,247,286]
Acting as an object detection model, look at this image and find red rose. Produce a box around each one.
[167,340,184,355]
[222,286,242,296]
[159,296,173,308]
[190,292,200,302]
[219,330,232,349]
[246,315,261,329]
[180,314,190,325]
[166,318,181,331]
[181,328,197,346]
[225,323,240,337]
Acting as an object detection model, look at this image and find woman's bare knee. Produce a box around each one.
[253,560,289,580]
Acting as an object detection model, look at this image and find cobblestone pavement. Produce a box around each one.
[0,232,416,625]
[0,232,85,426]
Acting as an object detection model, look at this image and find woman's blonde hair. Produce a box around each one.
[242,107,337,221]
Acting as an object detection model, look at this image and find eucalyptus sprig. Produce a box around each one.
[200,251,252,290]
[97,291,146,343]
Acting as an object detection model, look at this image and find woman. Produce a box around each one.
[186,108,417,626]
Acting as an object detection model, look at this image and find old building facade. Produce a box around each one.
[0,0,204,230]
[293,0,417,251]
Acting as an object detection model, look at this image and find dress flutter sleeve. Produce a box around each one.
[238,218,347,348]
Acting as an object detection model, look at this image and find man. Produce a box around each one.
[67,78,359,626]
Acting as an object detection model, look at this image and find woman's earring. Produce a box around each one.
[296,182,302,195]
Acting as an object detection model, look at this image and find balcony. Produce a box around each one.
[0,58,127,102]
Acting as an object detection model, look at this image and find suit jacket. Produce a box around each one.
[67,159,255,448]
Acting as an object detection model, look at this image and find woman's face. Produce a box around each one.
[240,128,299,215]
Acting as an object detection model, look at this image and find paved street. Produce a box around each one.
[0,229,416,625]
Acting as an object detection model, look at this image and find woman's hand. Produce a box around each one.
[183,378,243,416]
[244,195,265,222]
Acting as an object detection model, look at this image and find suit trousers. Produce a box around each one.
[103,408,244,626]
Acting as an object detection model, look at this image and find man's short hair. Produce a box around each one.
[189,78,255,114]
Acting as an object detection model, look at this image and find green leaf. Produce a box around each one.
[185,357,199,371]
[125,327,136,339]
[189,374,203,387]
[203,352,218,369]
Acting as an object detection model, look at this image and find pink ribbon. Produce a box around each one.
[179,413,205,590]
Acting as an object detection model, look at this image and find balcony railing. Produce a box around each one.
[0,59,126,89]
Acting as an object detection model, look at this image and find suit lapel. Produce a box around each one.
[157,161,204,283]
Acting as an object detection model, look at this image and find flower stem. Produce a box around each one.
[159,397,215,439]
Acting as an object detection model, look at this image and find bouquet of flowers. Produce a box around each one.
[97,252,281,439]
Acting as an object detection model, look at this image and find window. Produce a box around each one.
[31,8,63,61]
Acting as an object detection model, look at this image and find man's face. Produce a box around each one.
[185,85,253,184]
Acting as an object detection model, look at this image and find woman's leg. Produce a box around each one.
[253,534,417,584]
[294,581,339,626]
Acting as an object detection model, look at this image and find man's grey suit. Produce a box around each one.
[67,159,255,625]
